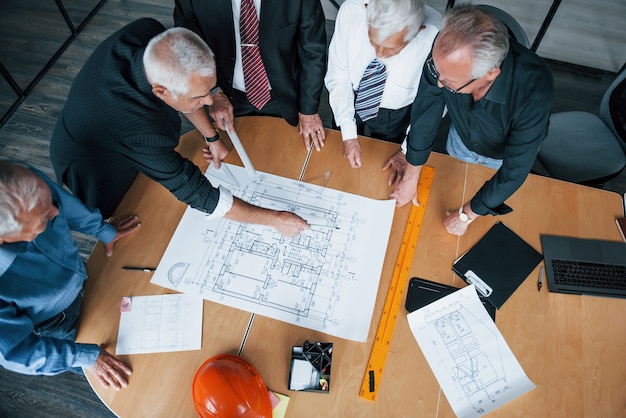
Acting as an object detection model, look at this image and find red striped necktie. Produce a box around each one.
[240,0,271,110]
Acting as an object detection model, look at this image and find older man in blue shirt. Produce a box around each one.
[0,160,139,390]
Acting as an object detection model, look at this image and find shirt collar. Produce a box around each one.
[0,242,26,276]
[483,46,514,105]
[135,49,154,95]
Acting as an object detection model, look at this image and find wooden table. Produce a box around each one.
[78,116,626,417]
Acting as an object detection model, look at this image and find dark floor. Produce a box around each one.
[0,1,625,417]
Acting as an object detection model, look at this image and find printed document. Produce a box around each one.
[116,294,203,355]
[408,285,534,417]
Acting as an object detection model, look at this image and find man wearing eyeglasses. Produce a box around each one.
[385,4,553,236]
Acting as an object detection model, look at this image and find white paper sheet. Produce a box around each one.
[151,163,395,342]
[407,285,535,417]
[116,294,203,355]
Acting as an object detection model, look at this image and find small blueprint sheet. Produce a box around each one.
[407,285,534,417]
[116,294,203,355]
[151,163,395,342]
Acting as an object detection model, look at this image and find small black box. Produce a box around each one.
[288,340,332,393]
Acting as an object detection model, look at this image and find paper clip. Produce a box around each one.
[464,270,493,297]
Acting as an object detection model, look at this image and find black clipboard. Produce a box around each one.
[452,221,542,309]
[405,277,496,322]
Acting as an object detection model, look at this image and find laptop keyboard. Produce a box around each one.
[552,260,626,290]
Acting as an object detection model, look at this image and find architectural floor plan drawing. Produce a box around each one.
[116,294,203,355]
[407,285,534,417]
[151,163,395,342]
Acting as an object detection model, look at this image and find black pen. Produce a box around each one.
[122,266,156,272]
[309,224,341,230]
[537,266,544,292]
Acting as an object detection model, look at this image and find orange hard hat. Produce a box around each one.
[192,354,272,418]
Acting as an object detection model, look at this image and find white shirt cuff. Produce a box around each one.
[400,125,410,154]
[340,123,358,142]
[204,185,234,221]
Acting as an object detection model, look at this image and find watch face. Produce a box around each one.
[459,212,469,222]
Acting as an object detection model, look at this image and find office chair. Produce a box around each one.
[476,4,530,48]
[536,67,626,186]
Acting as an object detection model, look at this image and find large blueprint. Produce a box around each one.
[151,163,395,342]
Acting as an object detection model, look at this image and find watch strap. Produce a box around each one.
[458,207,474,224]
[203,132,220,143]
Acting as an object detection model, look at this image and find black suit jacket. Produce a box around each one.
[174,0,327,126]
[50,18,221,219]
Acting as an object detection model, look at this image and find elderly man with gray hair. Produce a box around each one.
[0,160,140,389]
[387,4,553,236]
[325,0,441,168]
[50,18,309,237]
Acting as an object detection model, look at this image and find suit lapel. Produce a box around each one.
[259,0,280,40]
[217,0,236,48]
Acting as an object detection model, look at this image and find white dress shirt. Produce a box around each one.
[325,0,441,141]
[205,185,234,221]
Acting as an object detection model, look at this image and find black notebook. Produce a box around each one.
[405,277,496,322]
[452,221,542,309]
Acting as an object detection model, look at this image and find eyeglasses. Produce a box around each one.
[426,57,476,94]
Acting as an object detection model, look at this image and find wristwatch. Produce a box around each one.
[458,207,474,224]
[203,132,220,144]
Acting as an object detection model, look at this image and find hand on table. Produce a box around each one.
[444,205,477,236]
[385,153,422,207]
[382,150,407,187]
[298,112,325,151]
[343,138,362,168]
[89,346,132,390]
[104,215,141,257]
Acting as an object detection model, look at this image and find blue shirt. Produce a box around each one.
[0,167,116,375]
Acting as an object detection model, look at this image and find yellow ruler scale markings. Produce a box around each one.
[359,165,435,402]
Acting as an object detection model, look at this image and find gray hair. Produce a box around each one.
[143,27,216,98]
[0,160,49,237]
[367,0,425,43]
[438,4,509,78]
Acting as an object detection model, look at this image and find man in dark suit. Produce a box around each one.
[50,18,310,237]
[174,0,328,151]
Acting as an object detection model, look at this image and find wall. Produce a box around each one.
[321,0,625,72]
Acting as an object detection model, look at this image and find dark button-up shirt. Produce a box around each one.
[0,166,115,375]
[406,39,554,215]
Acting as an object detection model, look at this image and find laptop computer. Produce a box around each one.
[540,235,626,298]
